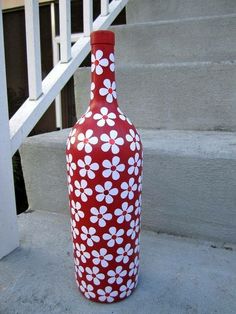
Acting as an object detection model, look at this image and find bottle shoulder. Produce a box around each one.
[66,105,142,157]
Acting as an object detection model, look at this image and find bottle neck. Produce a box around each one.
[90,43,117,109]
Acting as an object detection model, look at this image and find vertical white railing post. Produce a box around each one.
[0,5,19,259]
[24,0,42,100]
[83,0,93,36]
[59,0,72,63]
[101,0,109,16]
[51,2,62,129]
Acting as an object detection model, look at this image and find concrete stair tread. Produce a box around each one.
[111,14,236,64]
[126,0,236,23]
[26,128,236,160]
[20,128,236,243]
[75,62,236,131]
[1,210,236,314]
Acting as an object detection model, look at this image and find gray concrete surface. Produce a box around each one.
[20,128,236,243]
[75,62,236,131]
[126,0,236,23]
[0,210,236,314]
[110,15,236,64]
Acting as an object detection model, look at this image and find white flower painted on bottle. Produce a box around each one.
[99,79,117,103]
[109,53,115,72]
[102,156,125,180]
[93,107,116,127]
[100,130,124,154]
[77,155,99,179]
[95,181,118,204]
[91,50,108,75]
[77,129,98,153]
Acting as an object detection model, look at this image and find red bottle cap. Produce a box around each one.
[91,30,115,46]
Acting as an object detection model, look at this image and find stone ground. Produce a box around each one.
[0,210,236,314]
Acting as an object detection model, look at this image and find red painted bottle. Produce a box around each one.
[66,30,143,303]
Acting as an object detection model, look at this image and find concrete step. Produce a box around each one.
[126,0,236,24]
[20,129,236,243]
[75,62,236,132]
[1,210,236,314]
[110,15,236,64]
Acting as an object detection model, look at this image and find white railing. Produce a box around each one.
[0,0,128,259]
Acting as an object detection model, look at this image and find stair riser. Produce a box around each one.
[20,129,236,244]
[126,0,236,23]
[143,152,236,243]
[75,63,236,132]
[111,16,236,64]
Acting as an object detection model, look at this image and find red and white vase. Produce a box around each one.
[66,30,143,303]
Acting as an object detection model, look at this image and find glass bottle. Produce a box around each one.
[66,30,143,303]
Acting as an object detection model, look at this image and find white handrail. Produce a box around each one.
[0,4,19,259]
[24,0,42,100]
[51,2,63,129]
[83,0,93,36]
[59,0,72,63]
[10,0,128,156]
[1,0,129,259]
[101,0,109,16]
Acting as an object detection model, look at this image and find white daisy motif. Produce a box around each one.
[107,266,127,284]
[77,155,99,179]
[80,280,95,299]
[127,219,140,240]
[90,206,112,227]
[74,179,93,202]
[102,156,125,180]
[135,236,140,253]
[70,200,84,222]
[92,248,113,268]
[100,130,124,154]
[66,154,77,176]
[128,153,141,176]
[135,196,142,216]
[117,107,132,125]
[116,243,133,264]
[71,218,79,239]
[109,53,115,72]
[66,128,76,150]
[103,227,124,247]
[95,181,118,204]
[135,272,139,288]
[126,129,141,151]
[78,107,92,125]
[67,175,73,194]
[97,286,118,303]
[138,175,143,192]
[99,79,117,103]
[119,279,135,298]
[80,226,100,247]
[114,202,133,224]
[85,266,105,286]
[129,256,139,276]
[77,129,98,153]
[121,178,137,200]
[75,243,90,263]
[93,107,116,127]
[90,82,95,100]
[91,50,108,75]
[74,257,84,278]
[117,107,126,121]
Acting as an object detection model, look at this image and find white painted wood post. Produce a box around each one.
[101,0,109,16]
[0,5,19,259]
[83,0,93,36]
[59,0,72,63]
[51,2,62,129]
[24,0,42,100]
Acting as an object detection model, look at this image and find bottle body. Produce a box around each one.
[66,30,143,303]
